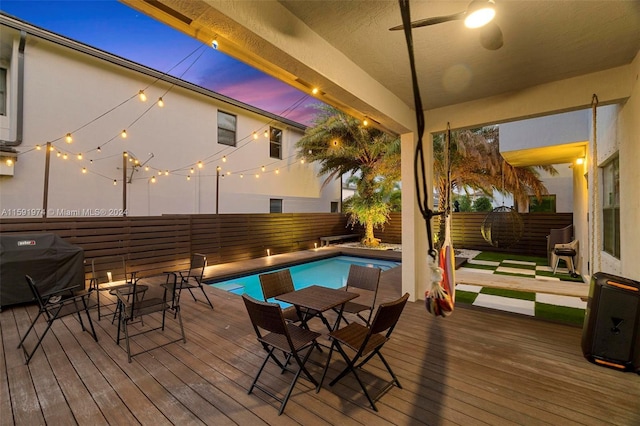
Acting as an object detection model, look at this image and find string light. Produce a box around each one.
[363,119,369,126]
[97,146,101,152]
[82,167,87,174]
[226,171,231,176]
[113,180,117,185]
[255,173,259,178]
[240,174,244,178]
[263,129,269,138]
[190,167,195,174]
[123,152,128,157]
[36,144,41,150]
[49,145,55,152]
[261,165,265,172]
[121,129,127,139]
[197,161,203,169]
[164,170,169,176]
[151,176,156,183]
[138,90,147,102]
[312,88,319,95]
[56,151,61,158]
[275,168,280,174]
[77,153,83,160]
[211,38,219,50]
[62,153,68,160]
[157,97,164,107]
[216,166,222,172]
[187,175,191,181]
[65,133,72,144]
[222,156,227,162]
[145,166,150,171]
[300,159,305,164]
[253,132,258,140]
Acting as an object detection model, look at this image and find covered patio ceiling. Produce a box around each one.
[120,0,640,134]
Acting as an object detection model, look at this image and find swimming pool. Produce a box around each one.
[208,255,400,301]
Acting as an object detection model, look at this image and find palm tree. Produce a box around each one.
[433,126,558,245]
[296,105,400,247]
[434,126,558,214]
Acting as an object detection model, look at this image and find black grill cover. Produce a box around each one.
[0,233,84,307]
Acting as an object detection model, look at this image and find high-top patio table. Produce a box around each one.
[275,285,358,332]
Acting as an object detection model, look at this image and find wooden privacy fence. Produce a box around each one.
[0,211,573,280]
[376,211,573,257]
[0,213,354,279]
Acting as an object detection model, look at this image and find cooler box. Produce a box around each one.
[0,233,85,308]
[582,272,640,373]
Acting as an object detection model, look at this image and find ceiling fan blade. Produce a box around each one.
[479,21,503,50]
[389,12,465,31]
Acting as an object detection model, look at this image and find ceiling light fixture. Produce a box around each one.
[389,0,502,50]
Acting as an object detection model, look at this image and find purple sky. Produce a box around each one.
[0,0,323,126]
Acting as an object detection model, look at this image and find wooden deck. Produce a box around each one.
[2,249,639,425]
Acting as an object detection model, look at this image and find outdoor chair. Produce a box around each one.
[318,292,410,411]
[176,253,213,310]
[116,272,186,362]
[333,264,381,327]
[553,239,579,277]
[259,269,305,323]
[546,224,573,266]
[18,275,98,364]
[89,255,136,321]
[242,294,321,415]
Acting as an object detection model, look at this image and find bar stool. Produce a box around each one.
[553,240,579,278]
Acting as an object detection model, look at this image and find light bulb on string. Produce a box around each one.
[197,161,203,169]
[261,165,265,172]
[62,153,68,160]
[97,146,101,152]
[56,151,61,157]
[190,167,195,174]
[211,38,219,50]
[263,129,269,138]
[90,159,93,164]
[145,166,149,172]
[275,168,280,174]
[151,176,156,183]
[363,119,369,126]
[222,156,227,163]
[36,144,41,150]
[123,152,128,157]
[240,174,244,178]
[226,171,231,176]
[65,133,72,144]
[121,129,127,139]
[187,175,191,181]
[77,153,83,160]
[253,132,258,140]
[300,159,305,164]
[134,159,139,165]
[255,173,259,178]
[157,97,164,107]
[312,88,319,95]
[138,90,147,102]
[165,170,169,176]
[113,180,117,186]
[216,166,221,172]
[82,167,87,174]
[49,145,55,152]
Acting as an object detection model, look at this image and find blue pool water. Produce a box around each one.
[208,255,400,301]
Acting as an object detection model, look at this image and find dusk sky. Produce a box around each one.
[0,0,323,126]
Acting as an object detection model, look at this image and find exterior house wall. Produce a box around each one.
[0,24,339,217]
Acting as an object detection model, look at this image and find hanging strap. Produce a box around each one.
[399,0,444,260]
[590,94,599,275]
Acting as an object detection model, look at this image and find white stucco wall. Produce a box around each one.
[0,29,339,217]
[500,110,589,151]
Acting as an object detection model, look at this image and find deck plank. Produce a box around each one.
[1,248,639,426]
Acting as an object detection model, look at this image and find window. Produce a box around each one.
[0,68,6,116]
[269,127,282,159]
[528,195,556,213]
[602,157,620,258]
[270,198,283,213]
[331,202,339,213]
[217,111,236,146]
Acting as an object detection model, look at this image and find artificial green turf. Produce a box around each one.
[500,261,537,270]
[454,290,479,304]
[494,271,538,279]
[536,269,585,283]
[463,263,498,271]
[474,251,548,265]
[480,287,536,301]
[535,303,585,326]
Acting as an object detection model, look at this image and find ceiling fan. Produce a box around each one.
[389,0,504,50]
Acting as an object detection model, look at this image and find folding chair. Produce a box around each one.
[334,264,381,327]
[242,294,321,415]
[89,255,136,321]
[259,269,304,323]
[177,253,214,310]
[116,273,186,362]
[318,293,410,411]
[18,275,98,364]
